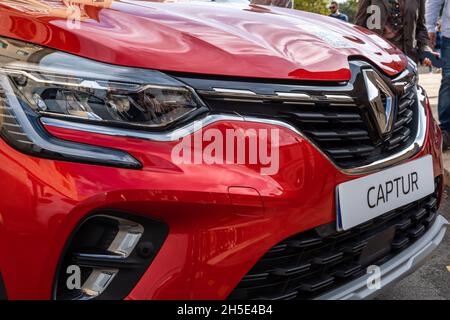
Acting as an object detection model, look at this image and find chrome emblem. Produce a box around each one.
[363,69,395,136]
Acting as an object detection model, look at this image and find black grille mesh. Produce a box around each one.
[291,86,417,168]
[199,85,418,170]
[177,63,419,170]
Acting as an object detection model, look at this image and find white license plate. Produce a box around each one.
[337,155,435,231]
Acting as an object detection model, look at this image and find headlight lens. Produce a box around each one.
[407,56,418,73]
[0,37,206,168]
[7,71,202,128]
[1,39,205,129]
[392,57,418,95]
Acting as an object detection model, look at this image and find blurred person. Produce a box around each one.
[435,21,443,53]
[428,21,442,72]
[329,1,349,21]
[432,21,443,72]
[427,0,450,148]
[355,0,433,65]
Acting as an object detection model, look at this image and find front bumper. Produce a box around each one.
[317,215,449,300]
[0,80,445,299]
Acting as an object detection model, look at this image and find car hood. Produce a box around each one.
[0,0,407,81]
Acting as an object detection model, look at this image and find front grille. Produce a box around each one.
[289,86,416,168]
[228,177,441,300]
[175,60,419,169]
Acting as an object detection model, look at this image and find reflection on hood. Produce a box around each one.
[0,0,113,20]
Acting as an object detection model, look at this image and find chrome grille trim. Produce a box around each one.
[197,89,355,106]
[40,86,427,175]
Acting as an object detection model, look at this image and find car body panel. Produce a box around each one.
[0,0,406,81]
[0,0,444,301]
[0,96,442,299]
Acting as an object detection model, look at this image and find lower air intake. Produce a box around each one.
[228,177,441,300]
[54,212,168,300]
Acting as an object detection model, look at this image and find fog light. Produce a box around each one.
[82,269,118,298]
[54,212,168,300]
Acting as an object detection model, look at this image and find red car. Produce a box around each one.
[0,0,448,300]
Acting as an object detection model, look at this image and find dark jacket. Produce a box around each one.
[355,0,430,61]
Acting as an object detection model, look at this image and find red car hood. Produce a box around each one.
[0,0,407,81]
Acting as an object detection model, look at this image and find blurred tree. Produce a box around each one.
[339,0,359,23]
[294,0,329,15]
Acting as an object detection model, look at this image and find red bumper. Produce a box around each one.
[0,92,443,300]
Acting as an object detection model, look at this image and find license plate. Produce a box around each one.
[336,155,435,231]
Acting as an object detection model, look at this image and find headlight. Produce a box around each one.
[392,57,418,94]
[407,56,418,73]
[0,37,207,168]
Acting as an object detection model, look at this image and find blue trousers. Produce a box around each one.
[439,37,450,132]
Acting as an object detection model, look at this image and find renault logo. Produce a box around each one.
[363,69,396,136]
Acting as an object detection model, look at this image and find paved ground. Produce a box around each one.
[376,71,450,300]
[419,71,450,183]
[420,71,440,119]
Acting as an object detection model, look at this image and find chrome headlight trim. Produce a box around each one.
[0,74,142,169]
[41,85,427,176]
[0,36,211,168]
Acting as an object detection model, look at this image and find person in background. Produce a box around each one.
[428,22,442,72]
[433,21,443,72]
[329,1,349,21]
[426,0,450,149]
[355,0,432,65]
[436,21,443,52]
